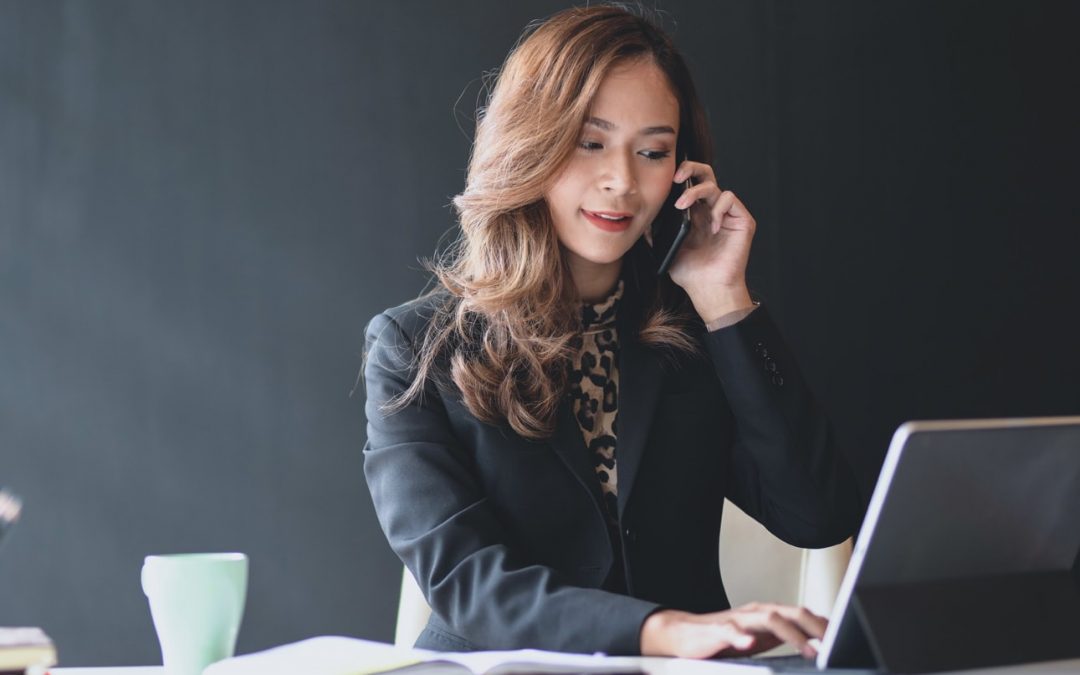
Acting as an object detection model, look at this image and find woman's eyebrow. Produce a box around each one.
[585,116,676,136]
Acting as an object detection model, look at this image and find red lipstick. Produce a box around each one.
[582,209,633,232]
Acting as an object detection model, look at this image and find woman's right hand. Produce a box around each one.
[639,603,827,660]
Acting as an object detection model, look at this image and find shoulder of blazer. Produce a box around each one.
[370,287,456,348]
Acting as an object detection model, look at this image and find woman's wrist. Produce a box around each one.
[690,283,755,325]
[704,304,759,332]
[640,608,678,656]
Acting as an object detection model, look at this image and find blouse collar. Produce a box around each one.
[581,279,624,332]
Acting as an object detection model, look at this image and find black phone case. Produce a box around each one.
[655,173,694,276]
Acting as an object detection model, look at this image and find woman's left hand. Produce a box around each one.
[665,159,756,323]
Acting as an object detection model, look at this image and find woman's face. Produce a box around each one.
[544,58,680,279]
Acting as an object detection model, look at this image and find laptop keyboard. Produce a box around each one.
[720,653,881,673]
[720,653,815,668]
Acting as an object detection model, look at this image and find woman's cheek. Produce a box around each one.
[648,185,673,219]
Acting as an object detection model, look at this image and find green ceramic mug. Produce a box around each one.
[141,553,248,675]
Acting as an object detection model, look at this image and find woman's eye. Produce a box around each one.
[578,142,671,162]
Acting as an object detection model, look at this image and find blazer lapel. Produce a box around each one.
[548,393,608,516]
[546,353,661,525]
[614,271,663,520]
[614,327,662,521]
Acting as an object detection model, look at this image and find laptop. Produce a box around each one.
[812,416,1080,673]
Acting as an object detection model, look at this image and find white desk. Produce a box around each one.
[50,670,162,675]
[48,657,1080,674]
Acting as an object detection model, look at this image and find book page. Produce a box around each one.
[203,636,424,675]
[436,648,642,674]
[201,636,778,675]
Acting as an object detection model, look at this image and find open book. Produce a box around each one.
[202,636,648,675]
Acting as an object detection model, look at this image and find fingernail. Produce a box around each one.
[674,197,686,209]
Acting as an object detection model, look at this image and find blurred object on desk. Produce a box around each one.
[0,626,56,674]
[0,487,22,549]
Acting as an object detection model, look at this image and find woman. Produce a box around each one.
[362,3,861,660]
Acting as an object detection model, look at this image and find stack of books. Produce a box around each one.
[1,488,52,674]
[0,627,56,675]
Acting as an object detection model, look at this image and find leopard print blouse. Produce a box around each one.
[567,279,624,524]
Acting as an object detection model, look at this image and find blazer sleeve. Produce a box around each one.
[704,304,862,548]
[362,311,661,654]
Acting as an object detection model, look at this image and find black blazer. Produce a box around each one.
[362,272,862,655]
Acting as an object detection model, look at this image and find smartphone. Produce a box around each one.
[656,167,694,276]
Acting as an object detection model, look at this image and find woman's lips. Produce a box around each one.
[582,209,633,232]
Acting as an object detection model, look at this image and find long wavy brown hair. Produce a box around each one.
[379,3,715,439]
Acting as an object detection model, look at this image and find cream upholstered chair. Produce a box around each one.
[716,501,852,655]
[396,564,432,647]
[394,498,852,650]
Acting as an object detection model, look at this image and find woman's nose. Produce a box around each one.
[600,153,637,194]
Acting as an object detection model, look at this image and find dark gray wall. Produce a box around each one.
[1,0,1076,667]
